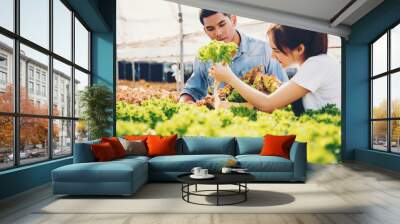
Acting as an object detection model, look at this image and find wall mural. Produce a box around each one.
[116,1,341,164]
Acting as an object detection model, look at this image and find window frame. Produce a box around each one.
[370,21,400,154]
[0,0,92,171]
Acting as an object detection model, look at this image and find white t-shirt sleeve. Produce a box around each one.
[291,57,325,92]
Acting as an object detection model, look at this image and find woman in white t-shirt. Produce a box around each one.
[210,25,341,112]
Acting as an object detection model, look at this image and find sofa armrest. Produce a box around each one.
[289,142,307,181]
[73,140,100,163]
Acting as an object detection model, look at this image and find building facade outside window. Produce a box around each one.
[28,66,34,80]
[28,81,34,94]
[0,53,7,91]
[0,71,6,85]
[0,0,91,170]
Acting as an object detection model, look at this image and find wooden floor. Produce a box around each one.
[1,162,400,224]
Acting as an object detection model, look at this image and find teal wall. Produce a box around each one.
[91,0,116,135]
[0,0,116,200]
[343,0,400,171]
[0,158,72,199]
[92,32,116,135]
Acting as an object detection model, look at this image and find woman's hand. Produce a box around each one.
[209,63,235,83]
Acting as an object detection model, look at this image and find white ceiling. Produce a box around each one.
[117,0,343,62]
[117,0,379,62]
[228,0,352,22]
[166,0,384,38]
[117,0,261,45]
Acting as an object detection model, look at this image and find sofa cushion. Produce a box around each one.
[148,154,235,172]
[53,163,133,183]
[52,159,147,183]
[115,155,150,163]
[180,137,235,155]
[236,137,263,155]
[236,155,293,172]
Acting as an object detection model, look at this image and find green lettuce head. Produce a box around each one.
[198,40,238,64]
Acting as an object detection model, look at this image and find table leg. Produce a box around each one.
[187,184,190,202]
[245,183,247,201]
[217,184,219,206]
[195,184,197,192]
[181,184,183,199]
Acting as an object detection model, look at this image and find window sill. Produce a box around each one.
[0,156,72,176]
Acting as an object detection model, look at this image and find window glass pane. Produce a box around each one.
[53,119,72,157]
[75,120,88,143]
[53,59,72,117]
[20,44,49,115]
[391,72,400,118]
[74,69,89,118]
[0,34,14,112]
[391,120,400,153]
[0,0,14,31]
[372,33,387,76]
[20,117,49,165]
[20,0,49,49]
[372,76,387,119]
[372,121,388,151]
[53,0,72,60]
[74,18,89,70]
[391,24,400,70]
[0,116,13,170]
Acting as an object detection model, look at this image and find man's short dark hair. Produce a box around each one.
[199,9,231,25]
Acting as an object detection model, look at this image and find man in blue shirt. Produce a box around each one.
[179,9,288,103]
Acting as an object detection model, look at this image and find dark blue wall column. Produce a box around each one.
[343,44,369,160]
[90,0,116,136]
[91,32,116,136]
[343,0,400,171]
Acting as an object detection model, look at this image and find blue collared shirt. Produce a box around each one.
[181,31,288,101]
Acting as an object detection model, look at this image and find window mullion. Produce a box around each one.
[13,0,20,167]
[388,30,391,153]
[48,0,54,160]
[88,31,91,75]
[370,45,373,149]
[71,10,76,154]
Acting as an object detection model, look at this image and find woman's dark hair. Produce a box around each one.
[268,25,328,60]
[199,9,230,25]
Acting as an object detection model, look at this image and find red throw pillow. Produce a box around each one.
[101,137,126,158]
[146,134,177,157]
[260,134,296,159]
[91,142,117,161]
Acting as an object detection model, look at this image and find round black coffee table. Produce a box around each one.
[177,173,255,206]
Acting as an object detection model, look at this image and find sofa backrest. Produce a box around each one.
[178,136,236,155]
[75,136,304,160]
[235,137,264,155]
[73,139,100,163]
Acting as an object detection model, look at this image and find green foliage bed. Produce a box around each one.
[116,99,341,164]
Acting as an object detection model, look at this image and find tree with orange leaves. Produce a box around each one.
[0,84,59,151]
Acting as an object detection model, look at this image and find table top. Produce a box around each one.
[177,172,255,185]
